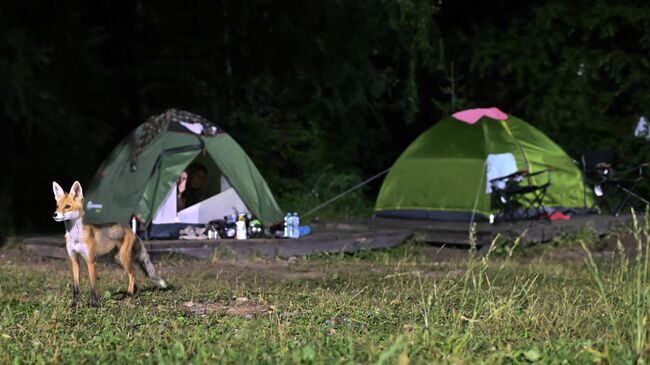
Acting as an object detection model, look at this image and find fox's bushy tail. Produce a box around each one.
[133,237,168,289]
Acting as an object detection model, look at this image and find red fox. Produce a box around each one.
[52,181,167,308]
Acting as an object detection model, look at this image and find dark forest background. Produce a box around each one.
[2,0,650,235]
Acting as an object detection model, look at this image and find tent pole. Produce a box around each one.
[469,160,488,246]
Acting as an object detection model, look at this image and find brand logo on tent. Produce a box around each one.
[87,201,103,212]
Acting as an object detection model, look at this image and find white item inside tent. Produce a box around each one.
[178,188,248,224]
[485,153,518,193]
[152,182,249,225]
[152,182,179,224]
[221,175,231,191]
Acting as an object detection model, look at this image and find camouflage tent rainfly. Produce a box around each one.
[84,109,283,230]
[374,108,594,221]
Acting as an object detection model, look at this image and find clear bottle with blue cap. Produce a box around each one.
[283,212,291,238]
[292,212,300,238]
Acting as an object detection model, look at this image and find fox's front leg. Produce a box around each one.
[87,258,99,306]
[69,254,81,308]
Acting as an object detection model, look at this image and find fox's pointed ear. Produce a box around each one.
[70,181,83,201]
[53,181,65,201]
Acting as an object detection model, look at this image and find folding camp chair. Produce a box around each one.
[490,169,552,221]
[580,150,650,215]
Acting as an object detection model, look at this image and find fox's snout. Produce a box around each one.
[52,209,80,222]
[53,211,67,222]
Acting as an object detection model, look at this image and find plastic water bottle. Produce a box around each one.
[292,212,300,238]
[236,215,247,240]
[283,213,291,238]
[288,213,295,238]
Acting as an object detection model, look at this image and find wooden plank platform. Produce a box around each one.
[314,214,631,246]
[19,214,633,260]
[19,228,412,260]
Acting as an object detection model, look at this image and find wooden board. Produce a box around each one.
[19,229,412,260]
[19,214,633,260]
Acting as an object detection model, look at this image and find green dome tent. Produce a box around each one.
[374,108,594,221]
[84,109,283,233]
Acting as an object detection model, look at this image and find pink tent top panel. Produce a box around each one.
[452,107,508,125]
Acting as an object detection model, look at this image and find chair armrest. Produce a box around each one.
[614,163,649,178]
[527,168,552,186]
[525,168,552,178]
[489,169,529,183]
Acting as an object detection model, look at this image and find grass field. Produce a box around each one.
[2,219,650,364]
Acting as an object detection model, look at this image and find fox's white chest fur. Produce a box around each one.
[65,219,89,258]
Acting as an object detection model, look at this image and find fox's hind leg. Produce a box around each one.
[118,234,137,296]
[87,258,99,306]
